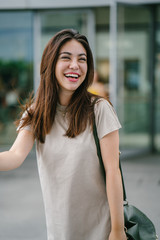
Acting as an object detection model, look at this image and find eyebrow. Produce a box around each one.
[59,51,87,57]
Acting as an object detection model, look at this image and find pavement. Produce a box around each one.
[0,149,160,240]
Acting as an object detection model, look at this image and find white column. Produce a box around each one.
[87,10,96,68]
[109,0,117,108]
[33,12,41,93]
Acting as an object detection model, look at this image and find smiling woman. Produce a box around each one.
[0,29,126,240]
[55,39,88,103]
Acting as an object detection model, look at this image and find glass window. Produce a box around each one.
[93,7,110,98]
[155,6,160,152]
[40,10,88,55]
[116,5,151,153]
[0,11,33,145]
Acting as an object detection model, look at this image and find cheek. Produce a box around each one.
[81,62,87,74]
[56,62,68,73]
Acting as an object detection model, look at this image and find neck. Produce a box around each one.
[58,90,73,106]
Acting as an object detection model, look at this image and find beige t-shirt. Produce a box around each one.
[35,99,121,240]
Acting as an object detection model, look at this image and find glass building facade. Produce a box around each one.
[0,11,33,145]
[0,1,159,154]
[116,3,160,153]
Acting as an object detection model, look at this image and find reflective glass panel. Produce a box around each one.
[40,10,88,54]
[116,5,151,153]
[0,12,33,145]
[155,6,160,152]
[93,7,110,98]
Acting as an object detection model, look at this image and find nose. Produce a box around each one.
[69,59,79,69]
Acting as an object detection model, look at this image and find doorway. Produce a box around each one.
[113,2,160,153]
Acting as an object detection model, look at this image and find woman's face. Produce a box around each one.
[55,39,88,97]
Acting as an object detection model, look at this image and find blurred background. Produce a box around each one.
[0,0,159,239]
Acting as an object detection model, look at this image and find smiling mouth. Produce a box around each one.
[64,73,80,82]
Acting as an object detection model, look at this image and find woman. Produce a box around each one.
[0,29,127,240]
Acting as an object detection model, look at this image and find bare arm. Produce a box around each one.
[0,129,34,171]
[100,130,127,240]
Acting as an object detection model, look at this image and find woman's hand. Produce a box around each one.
[108,229,127,240]
[0,129,34,171]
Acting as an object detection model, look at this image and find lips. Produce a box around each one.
[64,72,80,82]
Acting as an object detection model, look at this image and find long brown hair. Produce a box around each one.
[17,29,95,143]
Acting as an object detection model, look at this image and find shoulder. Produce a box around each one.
[17,103,35,132]
[93,97,122,139]
[94,98,114,115]
[22,103,35,117]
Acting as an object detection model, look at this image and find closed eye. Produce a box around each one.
[79,58,87,62]
[61,56,70,60]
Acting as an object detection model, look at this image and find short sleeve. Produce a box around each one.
[16,111,32,132]
[94,99,122,139]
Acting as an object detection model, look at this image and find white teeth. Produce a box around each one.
[65,74,79,78]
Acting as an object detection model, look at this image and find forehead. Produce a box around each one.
[59,39,86,55]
